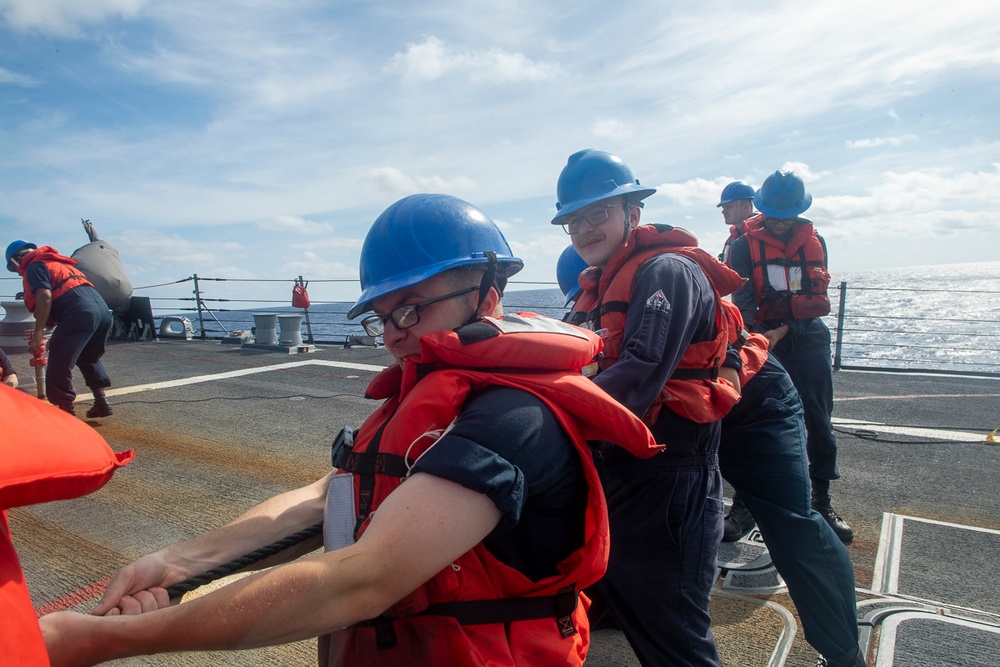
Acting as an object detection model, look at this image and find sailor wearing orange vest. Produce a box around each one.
[727,170,854,544]
[557,198,864,667]
[39,194,660,667]
[716,180,757,265]
[6,241,113,417]
[552,149,742,667]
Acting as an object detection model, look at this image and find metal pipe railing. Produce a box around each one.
[3,275,998,377]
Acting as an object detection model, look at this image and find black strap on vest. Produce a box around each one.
[355,586,580,649]
[50,270,89,295]
[330,421,410,539]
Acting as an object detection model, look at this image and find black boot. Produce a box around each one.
[818,646,866,666]
[86,387,113,418]
[723,494,755,542]
[811,478,854,544]
[56,402,76,416]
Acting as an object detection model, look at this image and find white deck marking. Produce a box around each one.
[103,360,387,397]
[833,417,987,443]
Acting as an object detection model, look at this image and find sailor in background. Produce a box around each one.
[5,240,113,417]
[716,180,757,266]
[727,170,854,544]
[0,348,17,388]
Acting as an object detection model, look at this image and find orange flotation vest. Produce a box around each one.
[742,215,832,326]
[321,313,661,667]
[19,247,94,324]
[721,300,770,388]
[0,385,133,667]
[718,221,745,265]
[570,224,745,425]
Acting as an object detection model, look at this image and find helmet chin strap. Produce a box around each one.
[621,196,634,246]
[467,251,499,324]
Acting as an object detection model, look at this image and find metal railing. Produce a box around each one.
[4,276,999,377]
[829,281,1000,378]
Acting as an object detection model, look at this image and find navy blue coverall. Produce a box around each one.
[720,353,861,665]
[25,263,112,408]
[590,253,724,667]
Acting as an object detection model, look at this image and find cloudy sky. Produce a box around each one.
[2,0,999,306]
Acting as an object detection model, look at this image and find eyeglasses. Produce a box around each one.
[360,285,480,337]
[560,204,624,235]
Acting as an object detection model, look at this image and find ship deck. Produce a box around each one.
[8,338,1000,666]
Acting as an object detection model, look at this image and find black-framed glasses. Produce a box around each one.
[560,204,624,235]
[360,285,480,337]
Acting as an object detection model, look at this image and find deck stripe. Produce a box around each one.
[835,393,1000,402]
[833,417,987,442]
[104,359,387,398]
[35,577,111,616]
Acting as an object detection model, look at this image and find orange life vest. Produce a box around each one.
[718,222,745,264]
[1,385,133,667]
[742,215,832,326]
[321,313,661,667]
[720,300,770,388]
[19,247,94,323]
[570,224,745,425]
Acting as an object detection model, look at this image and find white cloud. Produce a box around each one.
[655,177,732,207]
[366,166,478,198]
[0,66,37,86]
[0,0,146,35]
[777,163,830,183]
[845,135,918,149]
[591,117,633,140]
[386,36,562,84]
[256,215,333,235]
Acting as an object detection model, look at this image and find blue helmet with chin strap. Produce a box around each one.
[717,181,756,207]
[348,194,523,319]
[754,170,812,218]
[556,244,589,306]
[552,149,656,224]
[6,240,36,273]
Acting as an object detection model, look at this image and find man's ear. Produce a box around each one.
[477,286,501,318]
[629,205,642,229]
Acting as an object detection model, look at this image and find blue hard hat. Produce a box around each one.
[754,170,812,218]
[552,149,656,224]
[556,244,589,306]
[717,181,756,207]
[347,194,523,319]
[5,240,36,272]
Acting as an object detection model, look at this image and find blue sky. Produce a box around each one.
[2,0,999,306]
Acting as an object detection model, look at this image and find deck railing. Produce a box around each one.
[3,276,999,378]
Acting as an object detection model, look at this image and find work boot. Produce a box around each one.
[56,403,76,416]
[723,494,755,542]
[86,387,113,419]
[817,647,866,666]
[811,478,854,544]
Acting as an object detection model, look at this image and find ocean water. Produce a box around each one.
[168,261,1000,376]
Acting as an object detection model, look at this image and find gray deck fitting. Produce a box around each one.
[863,514,1000,665]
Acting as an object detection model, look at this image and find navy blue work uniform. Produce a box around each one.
[590,254,724,667]
[728,235,840,481]
[719,354,861,665]
[25,263,112,408]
